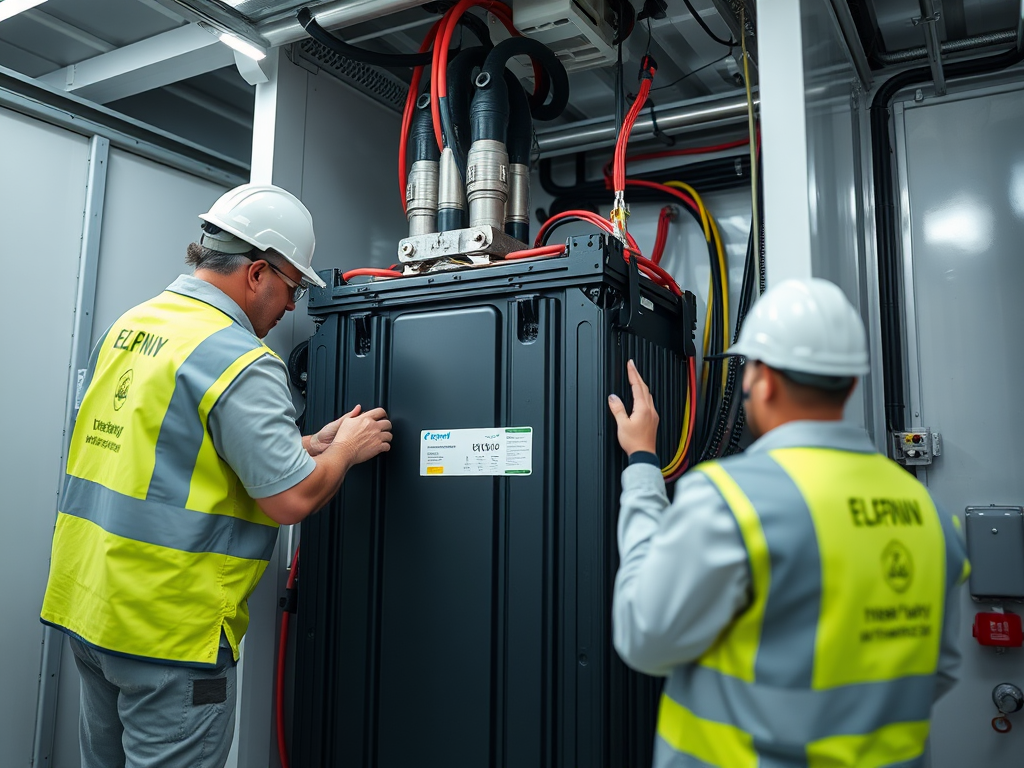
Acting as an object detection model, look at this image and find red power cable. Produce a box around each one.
[603,137,750,182]
[506,244,567,260]
[612,56,658,194]
[650,206,673,265]
[399,18,445,212]
[534,210,681,296]
[432,1,543,151]
[624,179,699,212]
[276,547,300,768]
[343,268,404,281]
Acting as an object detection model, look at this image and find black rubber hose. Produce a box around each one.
[479,37,569,122]
[870,44,1024,433]
[470,67,509,143]
[504,70,533,242]
[455,10,494,51]
[504,71,533,166]
[445,47,488,168]
[296,7,493,68]
[297,8,435,66]
[411,92,439,163]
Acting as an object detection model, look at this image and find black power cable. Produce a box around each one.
[296,7,492,68]
[681,0,735,47]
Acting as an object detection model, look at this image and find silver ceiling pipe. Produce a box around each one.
[876,28,1017,65]
[535,94,755,158]
[261,0,429,47]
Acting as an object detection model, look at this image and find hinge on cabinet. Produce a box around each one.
[353,314,372,357]
[516,296,540,343]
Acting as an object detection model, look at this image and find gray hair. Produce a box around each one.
[185,242,252,274]
[185,242,294,277]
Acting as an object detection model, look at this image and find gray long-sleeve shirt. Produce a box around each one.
[612,420,963,699]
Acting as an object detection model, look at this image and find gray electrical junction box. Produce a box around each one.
[965,506,1024,601]
[293,235,695,768]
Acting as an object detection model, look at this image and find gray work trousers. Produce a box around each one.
[70,637,237,768]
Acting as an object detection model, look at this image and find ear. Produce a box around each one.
[760,365,782,403]
[245,259,266,292]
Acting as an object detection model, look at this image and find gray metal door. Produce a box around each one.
[895,81,1024,766]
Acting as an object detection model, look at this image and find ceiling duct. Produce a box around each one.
[290,40,408,112]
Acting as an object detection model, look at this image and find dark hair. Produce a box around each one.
[774,368,856,408]
[185,242,252,274]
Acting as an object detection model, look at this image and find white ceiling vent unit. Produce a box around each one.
[512,0,619,73]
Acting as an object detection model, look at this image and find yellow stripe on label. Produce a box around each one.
[769,449,945,689]
[807,720,929,768]
[427,466,444,475]
[695,462,771,683]
[657,692,757,768]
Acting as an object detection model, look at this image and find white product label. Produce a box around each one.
[420,427,533,476]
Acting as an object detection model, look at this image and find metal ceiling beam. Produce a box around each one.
[827,0,872,90]
[37,23,234,105]
[23,9,115,55]
[134,0,189,23]
[260,0,428,47]
[0,63,246,183]
[164,82,252,126]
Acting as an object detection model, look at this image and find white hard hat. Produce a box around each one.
[728,278,869,377]
[199,183,326,289]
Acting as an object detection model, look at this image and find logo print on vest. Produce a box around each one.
[882,540,914,593]
[114,369,134,411]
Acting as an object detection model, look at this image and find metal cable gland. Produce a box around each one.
[406,159,439,237]
[506,163,530,227]
[437,147,465,213]
[466,139,509,230]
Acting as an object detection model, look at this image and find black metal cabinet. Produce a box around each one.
[294,237,694,768]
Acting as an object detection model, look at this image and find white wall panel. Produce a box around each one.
[43,145,228,768]
[90,148,227,347]
[0,108,91,768]
[896,82,1024,767]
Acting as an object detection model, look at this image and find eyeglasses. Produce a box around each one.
[249,257,308,302]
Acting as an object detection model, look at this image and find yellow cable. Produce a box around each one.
[665,181,730,347]
[662,383,691,475]
[741,6,759,245]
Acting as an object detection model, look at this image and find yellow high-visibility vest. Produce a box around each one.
[41,289,280,667]
[654,447,970,768]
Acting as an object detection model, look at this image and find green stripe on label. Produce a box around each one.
[505,470,531,474]
[505,428,532,433]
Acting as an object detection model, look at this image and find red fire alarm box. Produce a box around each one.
[974,612,1024,647]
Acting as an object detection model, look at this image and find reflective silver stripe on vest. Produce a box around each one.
[934,501,966,592]
[720,455,823,688]
[147,323,265,506]
[62,475,278,561]
[653,735,718,768]
[654,730,927,768]
[664,664,934,748]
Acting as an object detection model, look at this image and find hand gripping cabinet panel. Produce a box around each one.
[294,236,695,768]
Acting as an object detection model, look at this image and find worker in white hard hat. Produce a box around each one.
[40,183,392,768]
[607,278,969,768]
